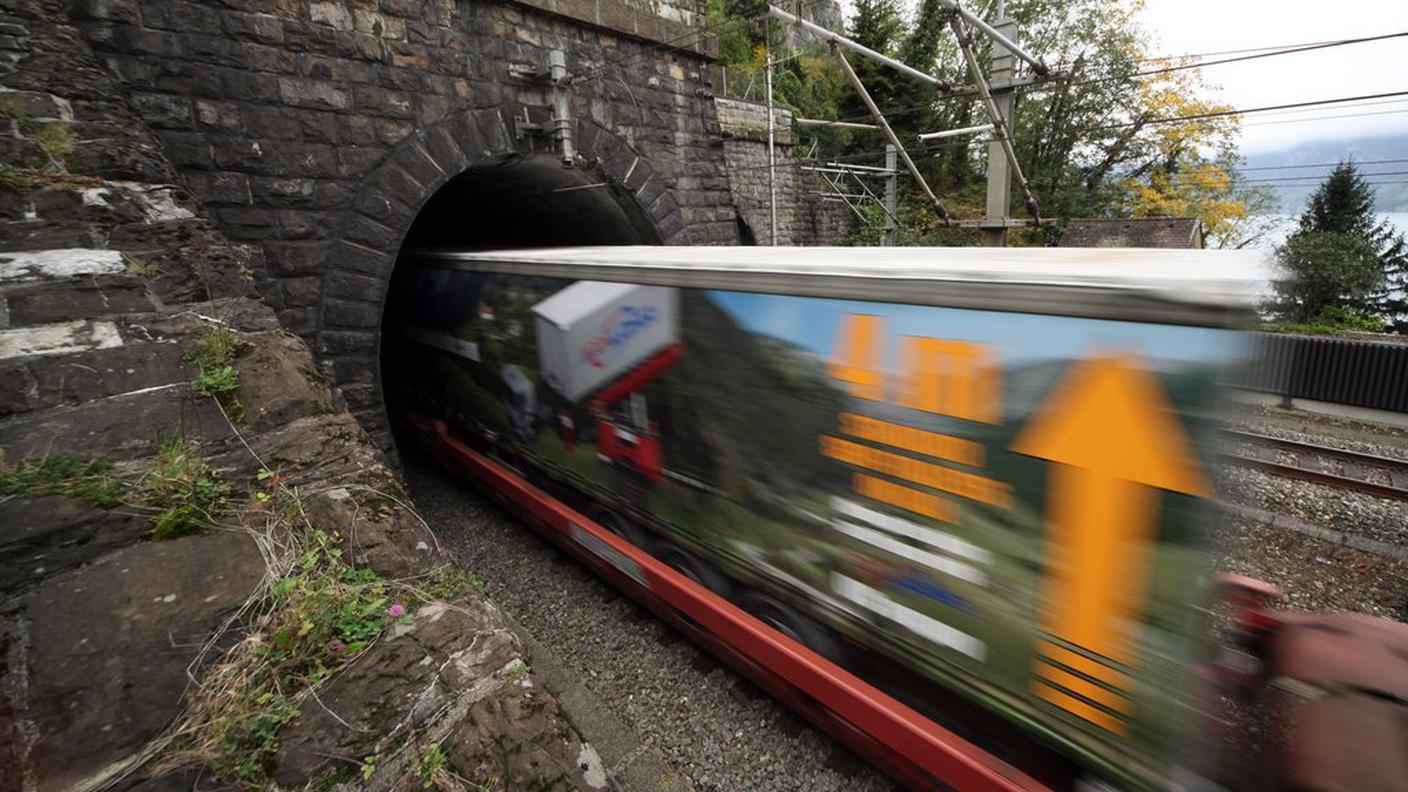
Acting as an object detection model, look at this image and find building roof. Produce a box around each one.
[1059,217,1204,249]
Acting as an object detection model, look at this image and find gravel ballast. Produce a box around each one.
[1214,403,1408,618]
[403,451,897,792]
[1217,465,1408,547]
[1223,403,1408,461]
[1213,514,1408,619]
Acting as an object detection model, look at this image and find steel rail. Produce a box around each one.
[1220,429,1408,502]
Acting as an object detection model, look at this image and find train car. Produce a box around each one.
[382,245,1277,789]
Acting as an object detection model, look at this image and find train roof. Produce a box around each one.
[406,246,1271,327]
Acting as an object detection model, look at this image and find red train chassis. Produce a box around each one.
[402,413,1408,791]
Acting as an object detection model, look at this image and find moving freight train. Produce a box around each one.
[382,246,1408,791]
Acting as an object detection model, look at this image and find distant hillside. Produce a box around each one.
[1244,134,1408,213]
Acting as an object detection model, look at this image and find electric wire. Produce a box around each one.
[826,31,1408,125]
[1236,158,1408,172]
[777,95,1408,171]
[1062,30,1408,92]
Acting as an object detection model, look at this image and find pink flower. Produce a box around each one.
[387,603,406,618]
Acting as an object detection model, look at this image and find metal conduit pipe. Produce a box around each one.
[918,123,994,141]
[932,0,1049,75]
[767,6,951,91]
[797,118,882,131]
[833,48,951,223]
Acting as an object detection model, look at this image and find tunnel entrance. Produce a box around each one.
[396,155,663,250]
[378,154,662,450]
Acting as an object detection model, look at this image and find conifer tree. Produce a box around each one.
[1286,162,1408,332]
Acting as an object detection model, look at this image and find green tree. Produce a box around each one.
[838,0,904,125]
[1288,162,1408,331]
[1296,161,1379,237]
[1272,232,1384,324]
[706,0,1276,248]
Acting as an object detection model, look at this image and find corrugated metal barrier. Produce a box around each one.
[1234,333,1408,413]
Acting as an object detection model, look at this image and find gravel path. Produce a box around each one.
[402,450,897,792]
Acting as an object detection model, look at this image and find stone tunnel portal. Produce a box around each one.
[378,154,661,446]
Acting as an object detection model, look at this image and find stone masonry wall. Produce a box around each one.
[715,97,854,246]
[64,0,739,444]
[0,2,602,788]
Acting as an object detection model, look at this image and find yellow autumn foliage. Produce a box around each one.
[1120,67,1252,245]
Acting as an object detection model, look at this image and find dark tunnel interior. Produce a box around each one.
[397,155,662,250]
[379,154,661,443]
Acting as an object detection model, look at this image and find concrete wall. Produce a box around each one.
[67,0,738,442]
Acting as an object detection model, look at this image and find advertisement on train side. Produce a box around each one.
[383,265,1239,780]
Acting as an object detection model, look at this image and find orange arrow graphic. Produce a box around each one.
[1012,353,1210,733]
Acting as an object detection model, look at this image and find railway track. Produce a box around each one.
[1220,429,1408,502]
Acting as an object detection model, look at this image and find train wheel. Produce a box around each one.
[585,506,650,549]
[653,542,732,598]
[735,590,848,666]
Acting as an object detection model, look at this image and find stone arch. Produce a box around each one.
[313,109,683,444]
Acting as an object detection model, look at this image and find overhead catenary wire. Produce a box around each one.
[826,30,1408,125]
[735,101,1408,178]
[1062,30,1408,92]
[1236,158,1408,172]
[1114,33,1408,65]
[808,97,1408,162]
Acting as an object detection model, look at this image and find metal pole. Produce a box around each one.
[882,144,898,246]
[834,49,950,223]
[918,123,994,141]
[822,161,894,174]
[950,16,1041,226]
[982,6,1013,247]
[933,0,1048,75]
[767,5,950,90]
[796,118,881,131]
[765,24,778,246]
[802,166,896,176]
[548,50,575,166]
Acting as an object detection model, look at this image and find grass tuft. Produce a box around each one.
[2,441,232,541]
[0,93,24,120]
[416,742,448,789]
[198,522,399,784]
[139,438,233,540]
[419,565,487,600]
[0,456,127,507]
[190,328,246,421]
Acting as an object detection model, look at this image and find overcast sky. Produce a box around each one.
[1137,0,1408,153]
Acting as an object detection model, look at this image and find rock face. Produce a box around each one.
[0,2,599,789]
[276,601,605,791]
[23,531,265,791]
